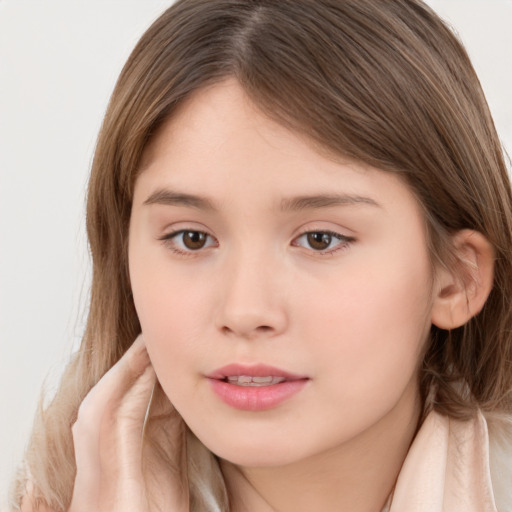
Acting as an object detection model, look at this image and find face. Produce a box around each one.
[129,79,436,468]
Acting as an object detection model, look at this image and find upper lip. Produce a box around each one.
[207,364,308,381]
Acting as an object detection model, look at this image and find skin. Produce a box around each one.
[22,79,494,512]
[127,79,438,512]
[23,337,187,512]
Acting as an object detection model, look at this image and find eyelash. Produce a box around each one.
[292,229,355,256]
[158,229,218,257]
[158,229,355,257]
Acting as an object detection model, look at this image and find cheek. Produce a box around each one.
[298,250,433,404]
[129,249,216,394]
[129,229,210,334]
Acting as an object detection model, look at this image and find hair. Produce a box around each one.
[12,0,512,510]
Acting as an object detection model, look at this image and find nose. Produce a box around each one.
[214,250,289,340]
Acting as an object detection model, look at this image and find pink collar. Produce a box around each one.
[384,411,497,511]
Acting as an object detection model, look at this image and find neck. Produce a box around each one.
[221,385,421,512]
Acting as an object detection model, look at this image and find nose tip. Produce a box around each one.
[215,260,288,340]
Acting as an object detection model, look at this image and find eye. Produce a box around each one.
[159,229,217,254]
[292,230,354,254]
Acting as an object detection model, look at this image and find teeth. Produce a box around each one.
[226,375,286,386]
[252,376,276,383]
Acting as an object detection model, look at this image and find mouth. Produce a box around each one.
[208,363,307,384]
[224,375,287,386]
[207,364,309,411]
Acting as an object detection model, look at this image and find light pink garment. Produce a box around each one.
[384,411,497,512]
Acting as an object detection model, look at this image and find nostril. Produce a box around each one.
[256,325,273,333]
[220,324,274,338]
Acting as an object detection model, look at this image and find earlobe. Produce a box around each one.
[431,230,495,330]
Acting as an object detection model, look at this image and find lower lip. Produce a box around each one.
[208,378,308,411]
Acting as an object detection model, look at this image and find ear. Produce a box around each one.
[431,229,495,330]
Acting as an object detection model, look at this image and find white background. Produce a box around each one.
[1,1,511,509]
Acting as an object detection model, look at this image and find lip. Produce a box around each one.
[207,363,307,381]
[207,364,309,411]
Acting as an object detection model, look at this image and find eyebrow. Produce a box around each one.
[143,189,216,210]
[143,188,381,211]
[279,194,381,211]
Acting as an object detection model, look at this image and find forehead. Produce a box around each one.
[135,79,421,218]
[139,79,329,172]
[140,78,368,178]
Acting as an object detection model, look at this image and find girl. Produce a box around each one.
[13,0,512,511]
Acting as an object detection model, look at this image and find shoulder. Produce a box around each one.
[485,411,512,512]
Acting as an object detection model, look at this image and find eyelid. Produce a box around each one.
[291,227,356,255]
[158,228,218,256]
[156,224,355,257]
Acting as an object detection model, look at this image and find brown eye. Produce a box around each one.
[292,230,354,255]
[182,231,207,250]
[307,232,332,250]
[160,229,217,254]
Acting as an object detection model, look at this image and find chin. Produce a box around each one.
[186,422,316,468]
[210,442,301,468]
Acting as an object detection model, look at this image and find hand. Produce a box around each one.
[68,335,188,512]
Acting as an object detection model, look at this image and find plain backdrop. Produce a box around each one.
[0,1,511,509]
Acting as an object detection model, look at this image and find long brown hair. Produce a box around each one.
[14,1,512,510]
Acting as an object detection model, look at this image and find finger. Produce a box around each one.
[75,335,150,434]
[97,364,157,511]
[69,335,152,511]
[71,366,156,512]
[100,363,157,480]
